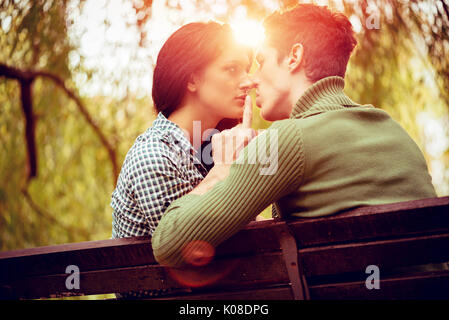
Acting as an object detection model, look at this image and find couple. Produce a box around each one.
[111,4,436,268]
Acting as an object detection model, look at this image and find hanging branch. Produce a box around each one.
[32,69,119,181]
[21,187,90,241]
[20,78,37,180]
[442,0,449,21]
[0,63,119,183]
[0,64,38,181]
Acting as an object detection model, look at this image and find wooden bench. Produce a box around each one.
[1,196,449,300]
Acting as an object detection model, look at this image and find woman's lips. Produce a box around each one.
[235,95,246,105]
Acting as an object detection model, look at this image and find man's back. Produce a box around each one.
[275,105,437,219]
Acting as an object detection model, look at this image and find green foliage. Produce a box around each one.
[342,0,449,195]
[0,0,155,249]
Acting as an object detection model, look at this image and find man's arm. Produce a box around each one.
[186,163,230,196]
[151,119,305,267]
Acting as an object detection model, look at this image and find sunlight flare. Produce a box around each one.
[230,18,265,48]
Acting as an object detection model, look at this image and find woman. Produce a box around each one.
[111,21,254,240]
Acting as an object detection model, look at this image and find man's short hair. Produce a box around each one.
[263,4,357,82]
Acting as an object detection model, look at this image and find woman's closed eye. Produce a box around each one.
[225,64,243,76]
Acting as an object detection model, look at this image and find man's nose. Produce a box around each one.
[239,75,259,92]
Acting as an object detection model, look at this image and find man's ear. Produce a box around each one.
[287,43,304,73]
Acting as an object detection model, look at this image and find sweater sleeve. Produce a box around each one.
[151,119,305,267]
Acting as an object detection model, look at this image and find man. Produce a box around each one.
[151,4,437,267]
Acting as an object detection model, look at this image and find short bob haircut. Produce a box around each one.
[263,4,357,82]
[152,21,248,118]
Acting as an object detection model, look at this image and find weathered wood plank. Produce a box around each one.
[309,269,449,299]
[289,196,449,247]
[215,219,282,256]
[300,233,449,276]
[0,221,285,282]
[0,236,155,282]
[151,286,293,300]
[1,252,289,299]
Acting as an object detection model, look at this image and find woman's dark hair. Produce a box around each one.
[152,21,237,118]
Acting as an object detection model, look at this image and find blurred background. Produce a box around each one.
[1,0,448,251]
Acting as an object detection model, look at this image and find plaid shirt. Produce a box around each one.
[111,112,209,239]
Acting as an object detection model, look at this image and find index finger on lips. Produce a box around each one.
[242,95,252,129]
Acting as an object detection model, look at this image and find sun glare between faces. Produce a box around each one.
[230,18,265,48]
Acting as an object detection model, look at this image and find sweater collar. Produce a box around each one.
[290,76,359,119]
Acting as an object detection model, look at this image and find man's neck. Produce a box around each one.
[289,76,357,120]
[288,72,313,115]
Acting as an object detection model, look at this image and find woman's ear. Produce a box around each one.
[187,77,197,93]
[287,43,304,73]
[187,73,201,93]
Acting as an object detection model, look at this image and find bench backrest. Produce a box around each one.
[1,196,448,299]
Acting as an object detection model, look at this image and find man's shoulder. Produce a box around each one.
[245,119,304,154]
[264,119,304,139]
[265,118,301,131]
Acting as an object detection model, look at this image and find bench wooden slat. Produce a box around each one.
[153,286,293,300]
[309,269,449,299]
[301,233,449,276]
[1,251,289,299]
[0,221,285,283]
[0,236,155,282]
[289,196,449,247]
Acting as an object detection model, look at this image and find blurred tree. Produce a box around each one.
[0,0,125,249]
[339,0,449,196]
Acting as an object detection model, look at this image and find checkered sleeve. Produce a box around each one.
[128,142,194,236]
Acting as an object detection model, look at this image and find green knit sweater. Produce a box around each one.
[151,76,436,267]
